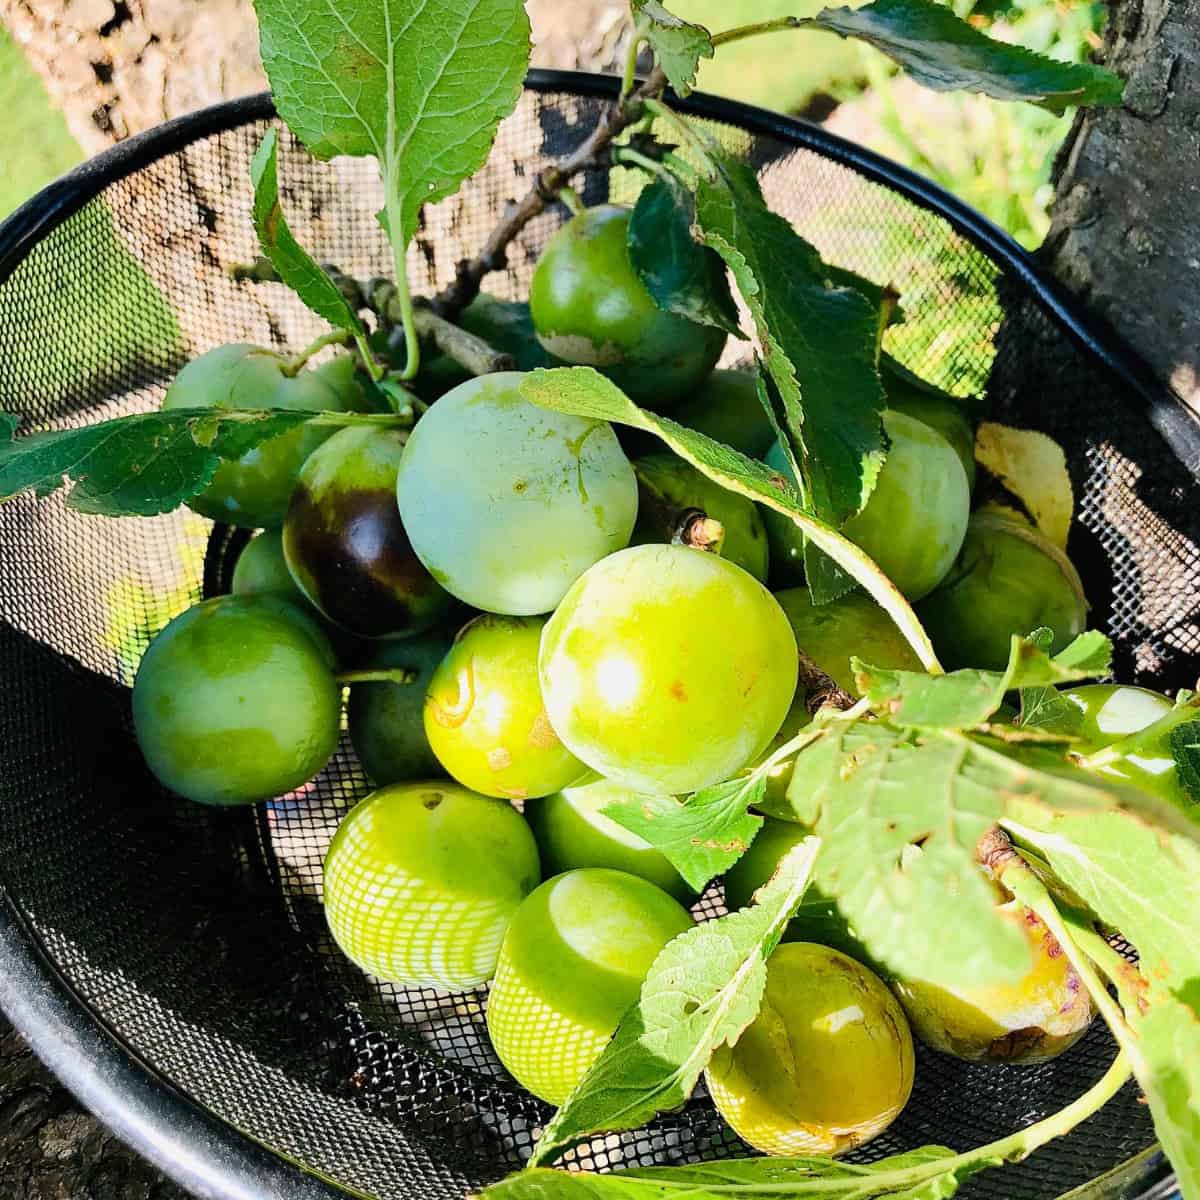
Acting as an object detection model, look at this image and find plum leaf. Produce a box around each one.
[603,779,765,893]
[250,128,367,339]
[254,0,530,246]
[0,406,323,517]
[529,839,820,1167]
[518,367,937,671]
[632,0,713,97]
[853,630,1112,730]
[692,153,887,530]
[808,0,1124,114]
[1170,719,1200,806]
[627,177,743,337]
[974,422,1073,548]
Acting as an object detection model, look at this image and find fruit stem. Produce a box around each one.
[620,20,648,100]
[613,146,674,183]
[711,16,804,47]
[673,508,725,554]
[282,329,353,376]
[335,668,419,686]
[557,186,584,216]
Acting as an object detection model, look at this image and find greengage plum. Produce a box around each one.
[395,372,638,616]
[348,632,453,785]
[486,868,692,1103]
[425,615,586,800]
[162,343,354,528]
[284,425,452,638]
[324,781,540,990]
[917,509,1088,670]
[883,366,976,489]
[529,205,726,409]
[132,594,340,806]
[893,898,1094,1063]
[632,454,768,581]
[705,943,914,1156]
[525,779,693,902]
[231,529,311,611]
[677,369,775,458]
[539,544,799,795]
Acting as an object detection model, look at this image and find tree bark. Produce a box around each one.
[1041,0,1200,409]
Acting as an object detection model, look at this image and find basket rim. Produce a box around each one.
[0,69,1182,1200]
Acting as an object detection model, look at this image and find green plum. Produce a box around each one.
[310,352,390,413]
[882,362,976,489]
[425,615,586,800]
[539,544,799,795]
[774,587,923,695]
[676,369,775,458]
[162,343,353,528]
[347,632,453,785]
[396,372,638,616]
[231,529,311,610]
[132,595,340,806]
[529,205,726,409]
[486,868,693,1103]
[724,818,870,963]
[917,509,1088,670]
[1061,684,1188,807]
[525,779,694,903]
[893,898,1094,1062]
[706,943,914,1156]
[284,425,452,639]
[323,781,540,990]
[632,454,768,582]
[761,412,970,599]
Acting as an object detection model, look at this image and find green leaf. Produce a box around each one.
[853,630,1112,730]
[255,0,531,246]
[603,778,765,893]
[1016,628,1085,734]
[784,713,1199,989]
[808,0,1124,114]
[627,177,743,337]
[693,154,887,527]
[480,1145,989,1199]
[529,839,820,1167]
[0,406,321,517]
[632,0,714,97]
[250,128,367,338]
[518,367,938,672]
[1171,720,1200,806]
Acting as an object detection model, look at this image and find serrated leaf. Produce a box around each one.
[632,0,713,97]
[974,422,1073,548]
[0,407,320,517]
[481,1144,991,1199]
[853,630,1112,730]
[693,156,887,526]
[250,129,367,338]
[518,367,938,672]
[1171,720,1200,806]
[627,177,743,337]
[255,0,530,246]
[603,779,765,893]
[529,839,820,1167]
[809,0,1125,114]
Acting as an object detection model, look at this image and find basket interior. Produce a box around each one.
[1,85,1198,1200]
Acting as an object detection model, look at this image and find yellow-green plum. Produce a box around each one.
[525,779,694,903]
[284,426,452,639]
[162,343,354,529]
[132,595,340,806]
[706,943,914,1156]
[677,369,775,458]
[324,781,540,990]
[1061,684,1187,807]
[486,868,692,1103]
[761,412,969,599]
[348,632,453,785]
[774,587,923,696]
[529,205,726,409]
[426,615,586,800]
[395,372,638,615]
[539,544,799,795]
[724,819,870,964]
[883,367,976,490]
[917,509,1088,670]
[892,898,1094,1062]
[632,454,769,581]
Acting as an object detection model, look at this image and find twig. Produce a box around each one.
[431,64,669,318]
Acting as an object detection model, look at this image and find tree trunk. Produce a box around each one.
[1041,0,1200,410]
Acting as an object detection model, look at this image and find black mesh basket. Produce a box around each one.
[0,72,1194,1200]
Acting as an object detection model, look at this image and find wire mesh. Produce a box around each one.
[0,84,1195,1200]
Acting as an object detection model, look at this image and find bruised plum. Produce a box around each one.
[283,426,452,639]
